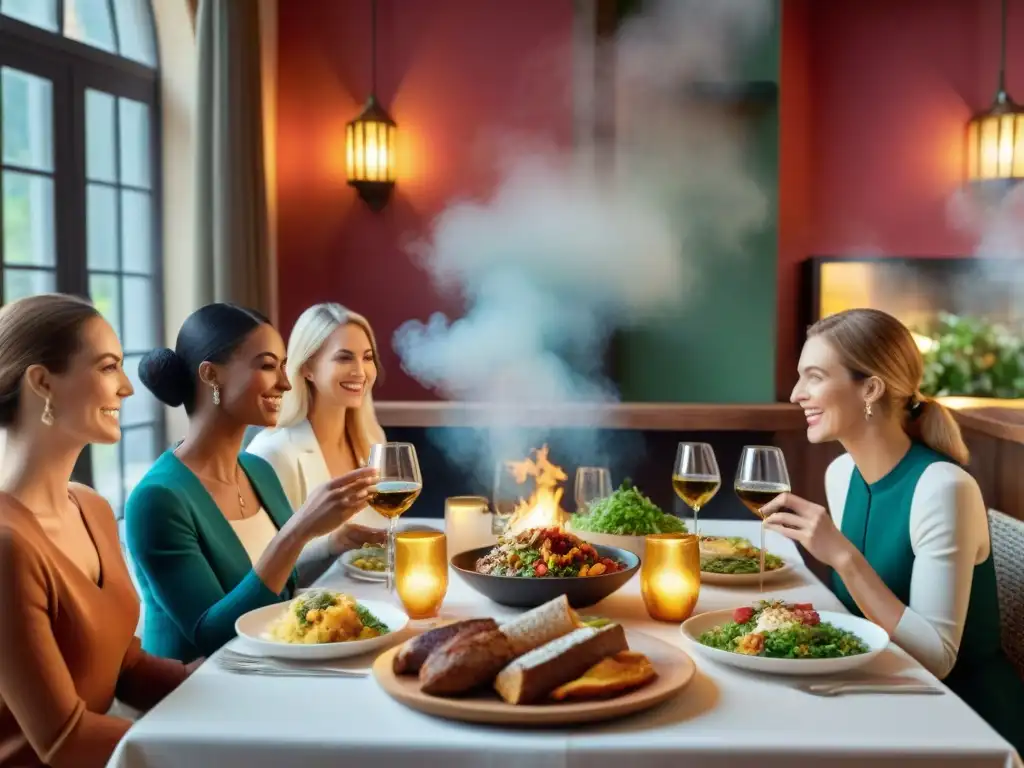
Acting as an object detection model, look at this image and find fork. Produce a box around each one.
[798,680,943,697]
[216,650,371,678]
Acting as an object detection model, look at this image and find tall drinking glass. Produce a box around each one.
[734,445,791,592]
[671,442,721,537]
[367,443,422,592]
[492,460,532,535]
[574,466,612,513]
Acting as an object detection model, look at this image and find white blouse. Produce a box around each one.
[229,508,279,564]
[825,453,991,679]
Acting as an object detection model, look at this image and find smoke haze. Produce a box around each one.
[392,0,774,487]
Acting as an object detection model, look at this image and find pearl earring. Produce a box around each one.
[212,385,221,406]
[864,401,873,420]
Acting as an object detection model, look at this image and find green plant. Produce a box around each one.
[917,313,1024,398]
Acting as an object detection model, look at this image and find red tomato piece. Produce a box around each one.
[535,562,548,577]
[733,606,755,624]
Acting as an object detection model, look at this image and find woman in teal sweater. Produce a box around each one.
[124,303,379,662]
[763,308,1022,756]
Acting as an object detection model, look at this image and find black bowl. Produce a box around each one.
[449,544,641,609]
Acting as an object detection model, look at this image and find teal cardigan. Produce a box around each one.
[124,450,298,662]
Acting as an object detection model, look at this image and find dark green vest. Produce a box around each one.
[831,441,1022,753]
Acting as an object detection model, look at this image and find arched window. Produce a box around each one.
[0,0,163,513]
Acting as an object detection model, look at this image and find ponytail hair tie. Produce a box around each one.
[907,393,925,420]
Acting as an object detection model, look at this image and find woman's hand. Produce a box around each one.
[328,523,387,555]
[761,492,854,568]
[291,467,379,542]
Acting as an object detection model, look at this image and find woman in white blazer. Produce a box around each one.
[247,303,387,577]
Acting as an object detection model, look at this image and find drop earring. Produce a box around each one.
[212,385,221,406]
[864,401,873,420]
[41,396,54,426]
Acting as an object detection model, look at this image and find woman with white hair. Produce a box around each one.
[246,303,387,578]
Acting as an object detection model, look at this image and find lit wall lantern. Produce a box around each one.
[346,95,396,212]
[346,0,396,212]
[965,0,1023,187]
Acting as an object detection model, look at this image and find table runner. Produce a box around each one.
[107,519,1022,768]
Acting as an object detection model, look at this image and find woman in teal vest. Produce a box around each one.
[762,308,1022,755]
[124,303,379,663]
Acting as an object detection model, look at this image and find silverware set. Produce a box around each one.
[216,648,371,678]
[796,679,943,697]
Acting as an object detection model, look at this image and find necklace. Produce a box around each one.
[197,463,247,519]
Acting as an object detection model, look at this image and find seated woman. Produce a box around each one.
[247,303,386,578]
[764,307,1022,754]
[0,294,193,768]
[124,304,378,663]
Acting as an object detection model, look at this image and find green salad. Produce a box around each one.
[698,601,869,659]
[570,480,687,536]
[700,536,784,574]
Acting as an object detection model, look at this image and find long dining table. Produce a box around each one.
[107,518,1022,768]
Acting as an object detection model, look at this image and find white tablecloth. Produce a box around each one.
[108,519,1022,768]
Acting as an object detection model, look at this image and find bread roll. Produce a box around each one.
[419,629,516,696]
[497,594,580,656]
[393,618,498,675]
[494,623,628,705]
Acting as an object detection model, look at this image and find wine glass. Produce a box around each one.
[367,443,423,592]
[574,466,611,514]
[492,460,532,535]
[671,442,720,537]
[734,445,791,591]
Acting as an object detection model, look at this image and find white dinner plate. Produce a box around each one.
[699,561,794,587]
[341,547,388,582]
[680,608,889,676]
[235,598,408,660]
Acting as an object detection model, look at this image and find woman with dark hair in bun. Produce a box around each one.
[123,303,378,663]
[0,294,192,768]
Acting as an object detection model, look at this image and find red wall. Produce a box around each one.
[276,0,575,399]
[776,0,1024,397]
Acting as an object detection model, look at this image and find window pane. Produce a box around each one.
[1,68,53,172]
[2,172,55,266]
[89,273,121,339]
[90,441,122,513]
[118,98,150,189]
[121,276,154,351]
[121,190,151,273]
[4,267,55,303]
[64,0,116,54]
[1,0,58,31]
[122,426,156,502]
[85,90,116,183]
[123,354,158,426]
[87,184,118,270]
[112,0,156,67]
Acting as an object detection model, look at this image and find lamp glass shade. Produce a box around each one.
[966,104,1024,181]
[345,97,397,184]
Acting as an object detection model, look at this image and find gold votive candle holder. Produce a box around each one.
[444,495,496,559]
[394,531,449,620]
[640,533,701,622]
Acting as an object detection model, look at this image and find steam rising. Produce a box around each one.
[393,0,773,487]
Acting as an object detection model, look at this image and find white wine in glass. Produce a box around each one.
[671,442,720,537]
[367,442,422,592]
[734,445,790,591]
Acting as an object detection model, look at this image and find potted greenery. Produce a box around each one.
[917,313,1024,399]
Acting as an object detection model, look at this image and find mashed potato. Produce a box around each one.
[266,590,388,645]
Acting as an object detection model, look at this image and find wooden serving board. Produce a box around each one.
[372,629,696,726]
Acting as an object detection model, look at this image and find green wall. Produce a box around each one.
[616,4,780,404]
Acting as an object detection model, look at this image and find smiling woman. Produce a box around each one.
[247,303,388,562]
[0,294,191,768]
[122,303,380,663]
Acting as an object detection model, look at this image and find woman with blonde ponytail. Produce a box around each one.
[760,308,1021,754]
[247,303,387,581]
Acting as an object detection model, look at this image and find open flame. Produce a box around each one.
[503,445,570,535]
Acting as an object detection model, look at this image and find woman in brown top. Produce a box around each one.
[0,294,193,768]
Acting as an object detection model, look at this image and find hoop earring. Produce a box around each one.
[41,396,54,426]
[212,385,221,406]
[864,401,873,420]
